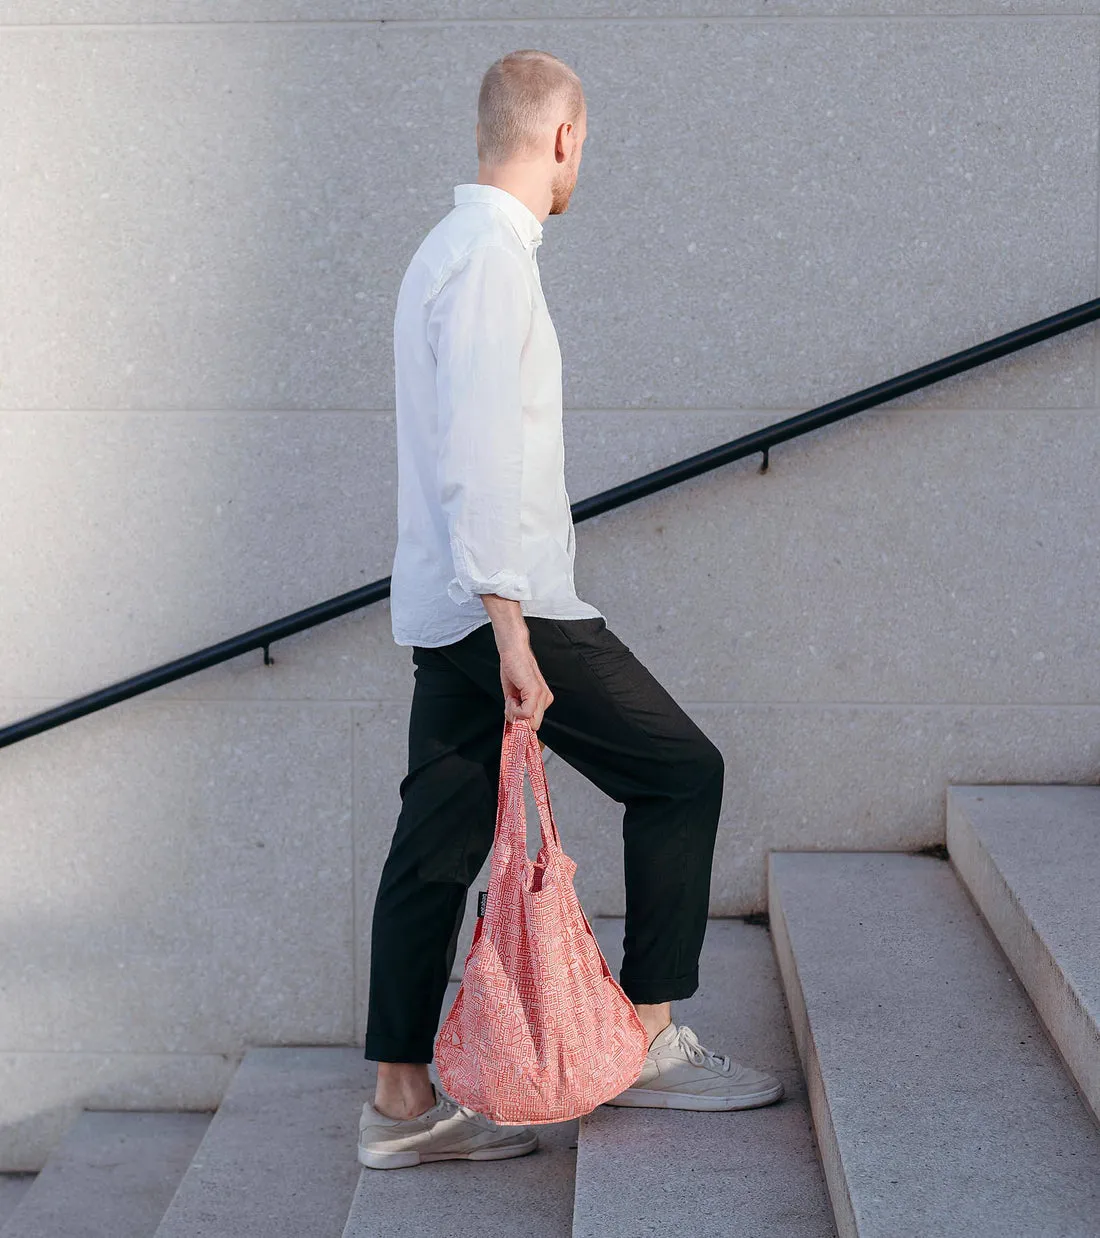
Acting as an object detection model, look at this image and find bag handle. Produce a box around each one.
[495,717,563,856]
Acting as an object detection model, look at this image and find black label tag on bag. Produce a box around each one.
[477,890,487,917]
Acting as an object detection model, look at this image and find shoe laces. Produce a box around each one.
[672,1023,732,1074]
[432,1086,496,1129]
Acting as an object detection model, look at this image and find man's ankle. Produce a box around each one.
[373,1062,436,1120]
[373,1082,436,1121]
[633,1001,673,1048]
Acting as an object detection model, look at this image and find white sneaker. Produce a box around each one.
[602,1021,784,1111]
[358,1085,539,1169]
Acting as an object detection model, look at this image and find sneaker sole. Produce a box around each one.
[357,1133,539,1170]
[602,1080,784,1111]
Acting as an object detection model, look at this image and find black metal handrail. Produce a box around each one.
[4,294,1099,751]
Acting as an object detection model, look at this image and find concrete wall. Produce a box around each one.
[2,2,1099,1168]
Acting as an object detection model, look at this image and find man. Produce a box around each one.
[358,48,783,1171]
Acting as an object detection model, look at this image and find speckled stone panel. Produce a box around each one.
[0,700,356,1054]
[564,408,1100,708]
[0,1052,231,1172]
[769,851,1100,1236]
[151,1048,365,1238]
[0,20,1095,411]
[0,1174,37,1224]
[947,784,1100,1123]
[3,2,1100,25]
[2,406,1098,714]
[0,1111,210,1238]
[0,411,405,704]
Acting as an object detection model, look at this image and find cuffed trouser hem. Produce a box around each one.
[364,1035,434,1065]
[617,967,699,1005]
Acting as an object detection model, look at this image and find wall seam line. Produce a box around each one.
[350,702,359,1051]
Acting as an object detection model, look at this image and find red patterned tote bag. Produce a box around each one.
[435,716,650,1125]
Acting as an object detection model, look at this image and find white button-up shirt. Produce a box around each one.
[389,182,604,648]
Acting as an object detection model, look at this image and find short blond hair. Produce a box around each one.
[477,50,585,166]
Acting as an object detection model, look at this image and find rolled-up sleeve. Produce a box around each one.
[426,243,534,605]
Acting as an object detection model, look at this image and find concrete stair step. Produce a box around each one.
[769,850,1100,1238]
[572,917,837,1238]
[0,1111,209,1238]
[948,784,1100,1124]
[152,1047,367,1238]
[0,1177,36,1229]
[342,978,579,1238]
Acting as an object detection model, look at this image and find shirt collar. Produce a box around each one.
[453,183,544,249]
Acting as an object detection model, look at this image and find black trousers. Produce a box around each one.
[363,615,724,1064]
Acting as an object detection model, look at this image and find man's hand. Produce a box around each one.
[480,595,554,732]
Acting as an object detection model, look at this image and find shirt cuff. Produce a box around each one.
[447,569,533,605]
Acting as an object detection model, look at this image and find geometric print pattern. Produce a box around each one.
[435,718,651,1125]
